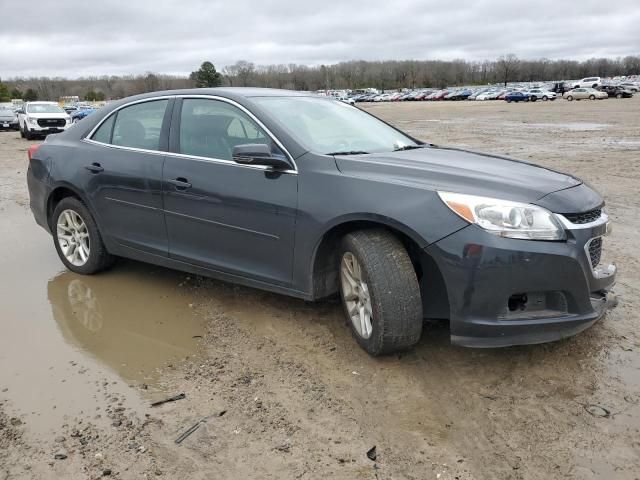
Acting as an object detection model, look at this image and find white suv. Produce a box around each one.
[18,102,72,140]
[573,77,602,89]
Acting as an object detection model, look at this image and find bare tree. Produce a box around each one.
[496,54,520,87]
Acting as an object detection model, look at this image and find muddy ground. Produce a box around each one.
[1,97,639,479]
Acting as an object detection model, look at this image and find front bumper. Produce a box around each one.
[0,120,19,130]
[25,122,70,135]
[425,215,616,347]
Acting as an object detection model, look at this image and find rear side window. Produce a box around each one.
[91,114,115,144]
[111,100,168,150]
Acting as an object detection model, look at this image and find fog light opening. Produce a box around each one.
[508,293,528,312]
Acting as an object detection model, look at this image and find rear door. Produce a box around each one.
[162,97,298,286]
[82,98,173,256]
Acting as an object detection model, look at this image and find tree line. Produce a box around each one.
[2,55,639,102]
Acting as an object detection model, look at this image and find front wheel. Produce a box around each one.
[589,95,596,100]
[542,96,548,101]
[566,95,573,101]
[52,197,115,275]
[616,93,623,99]
[339,230,422,356]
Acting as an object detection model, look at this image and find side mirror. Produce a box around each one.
[232,144,292,170]
[16,109,25,115]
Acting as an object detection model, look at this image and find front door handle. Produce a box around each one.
[168,177,192,190]
[85,162,104,173]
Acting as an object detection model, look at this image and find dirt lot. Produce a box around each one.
[1,97,639,479]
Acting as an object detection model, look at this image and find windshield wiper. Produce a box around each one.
[393,144,426,152]
[327,150,370,156]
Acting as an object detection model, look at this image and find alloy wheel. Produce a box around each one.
[57,209,91,266]
[340,252,373,339]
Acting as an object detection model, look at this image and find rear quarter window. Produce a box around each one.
[91,114,115,144]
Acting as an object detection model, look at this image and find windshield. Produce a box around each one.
[26,104,65,114]
[253,96,419,155]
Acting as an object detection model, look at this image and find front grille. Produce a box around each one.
[37,118,65,128]
[588,237,602,268]
[564,208,602,224]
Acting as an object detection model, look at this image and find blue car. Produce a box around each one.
[504,92,530,103]
[71,108,96,123]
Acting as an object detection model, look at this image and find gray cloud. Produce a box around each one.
[1,0,638,78]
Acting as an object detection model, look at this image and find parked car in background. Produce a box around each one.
[17,101,72,139]
[598,85,634,98]
[71,108,98,122]
[432,90,450,100]
[563,88,608,101]
[548,82,570,95]
[27,88,616,355]
[618,82,639,92]
[373,93,392,102]
[527,89,557,101]
[0,107,19,130]
[446,89,473,101]
[476,91,501,101]
[573,77,602,89]
[505,91,530,103]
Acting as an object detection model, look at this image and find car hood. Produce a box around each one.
[26,112,69,119]
[335,146,583,206]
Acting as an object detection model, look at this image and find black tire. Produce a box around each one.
[24,125,33,140]
[530,96,537,102]
[542,96,548,101]
[338,229,422,355]
[52,197,116,275]
[19,125,25,138]
[506,99,511,103]
[524,97,529,102]
[567,95,573,101]
[589,95,595,100]
[616,93,623,99]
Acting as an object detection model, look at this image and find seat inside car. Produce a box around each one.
[180,114,233,160]
[114,119,149,149]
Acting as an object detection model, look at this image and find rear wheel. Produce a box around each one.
[338,230,422,356]
[52,197,115,275]
[506,99,511,103]
[589,94,596,100]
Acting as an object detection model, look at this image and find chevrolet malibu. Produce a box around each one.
[27,88,616,355]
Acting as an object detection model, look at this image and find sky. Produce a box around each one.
[1,0,638,79]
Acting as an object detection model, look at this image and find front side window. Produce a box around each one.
[253,96,419,155]
[179,99,278,160]
[110,100,168,150]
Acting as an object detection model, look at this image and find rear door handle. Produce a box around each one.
[168,177,192,190]
[85,162,104,173]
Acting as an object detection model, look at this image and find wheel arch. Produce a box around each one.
[46,183,94,230]
[309,215,451,320]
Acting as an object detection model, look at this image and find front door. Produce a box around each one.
[162,97,298,286]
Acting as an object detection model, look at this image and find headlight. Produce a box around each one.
[438,191,565,240]
[27,117,38,125]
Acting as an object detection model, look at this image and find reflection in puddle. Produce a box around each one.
[48,263,206,388]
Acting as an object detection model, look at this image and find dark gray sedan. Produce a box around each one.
[27,88,616,355]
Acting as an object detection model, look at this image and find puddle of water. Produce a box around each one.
[0,203,205,433]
